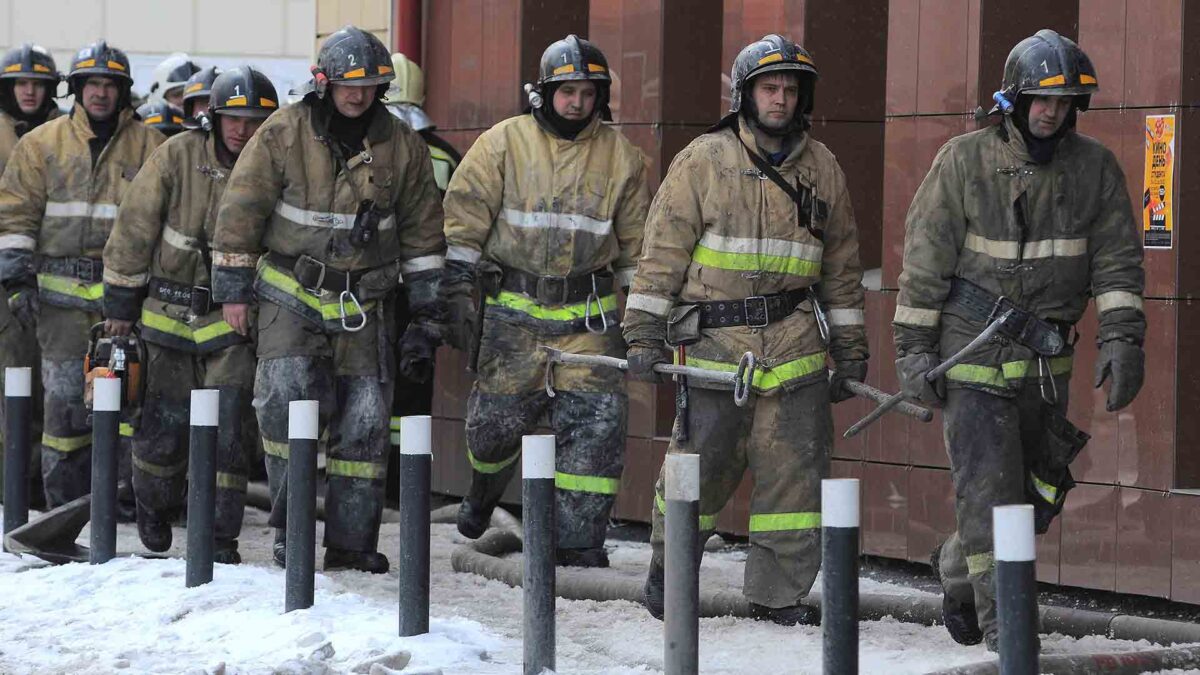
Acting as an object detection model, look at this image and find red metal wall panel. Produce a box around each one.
[863,462,909,559]
[1059,483,1119,592]
[906,467,955,564]
[1116,487,1173,599]
[1172,492,1200,603]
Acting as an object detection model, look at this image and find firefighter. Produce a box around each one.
[0,40,164,507]
[443,35,649,568]
[894,30,1145,651]
[103,67,279,563]
[211,26,444,574]
[148,53,200,108]
[0,42,60,506]
[136,100,186,137]
[180,66,220,122]
[623,35,868,623]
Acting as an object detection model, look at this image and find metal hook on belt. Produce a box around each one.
[339,289,368,332]
[810,293,831,344]
[1038,356,1058,405]
[543,356,557,399]
[583,274,609,334]
[733,351,756,407]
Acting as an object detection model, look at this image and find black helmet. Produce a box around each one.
[137,100,185,136]
[68,40,133,91]
[209,66,279,118]
[994,29,1097,114]
[181,66,220,118]
[314,26,394,93]
[729,34,818,116]
[536,35,611,86]
[1,43,61,82]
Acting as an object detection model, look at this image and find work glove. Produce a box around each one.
[1094,340,1144,412]
[829,359,867,404]
[6,283,38,331]
[442,284,477,353]
[397,322,440,383]
[895,351,946,409]
[626,342,672,384]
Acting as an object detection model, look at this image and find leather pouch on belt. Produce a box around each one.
[666,304,701,347]
[1026,407,1090,534]
[478,260,503,298]
[356,260,402,301]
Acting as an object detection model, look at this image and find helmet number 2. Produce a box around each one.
[348,54,357,66]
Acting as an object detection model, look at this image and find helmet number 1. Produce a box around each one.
[1040,60,1049,73]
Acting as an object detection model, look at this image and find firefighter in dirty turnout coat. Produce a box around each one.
[893,30,1145,650]
[211,27,445,574]
[0,41,164,508]
[623,35,868,624]
[0,42,60,506]
[442,35,649,568]
[102,67,279,563]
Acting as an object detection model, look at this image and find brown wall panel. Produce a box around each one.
[1037,518,1062,584]
[1115,300,1175,491]
[1059,483,1118,592]
[886,0,920,116]
[805,0,888,123]
[1172,492,1200,603]
[1120,0,1182,108]
[589,0,663,125]
[431,346,472,420]
[722,0,808,107]
[906,467,955,564]
[1077,0,1127,109]
[862,462,909,558]
[1175,108,1200,299]
[612,437,657,521]
[1177,300,1200,487]
[714,476,753,536]
[914,0,976,115]
[1064,307,1118,485]
[812,119,884,270]
[519,0,589,90]
[1116,487,1173,598]
[977,0,1078,112]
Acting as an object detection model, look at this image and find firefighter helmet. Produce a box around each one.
[995,29,1098,113]
[149,53,200,103]
[0,43,60,82]
[137,100,185,136]
[383,52,424,106]
[729,34,818,115]
[209,66,279,118]
[181,66,220,118]
[315,26,394,90]
[536,35,611,86]
[68,40,133,94]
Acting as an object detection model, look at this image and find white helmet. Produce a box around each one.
[149,52,200,103]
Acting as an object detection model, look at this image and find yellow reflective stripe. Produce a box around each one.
[1031,472,1059,504]
[692,245,821,277]
[748,511,822,533]
[259,264,373,320]
[485,290,617,321]
[132,453,187,478]
[687,352,826,392]
[42,432,91,453]
[140,308,237,345]
[947,356,1073,386]
[555,471,620,495]
[1095,290,1144,313]
[37,274,103,301]
[654,492,717,530]
[894,304,941,327]
[327,458,387,480]
[119,422,135,437]
[468,447,520,474]
[262,437,289,459]
[216,472,248,491]
[389,416,403,446]
[967,551,995,576]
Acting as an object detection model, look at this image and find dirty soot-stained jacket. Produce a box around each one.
[209,99,445,332]
[893,118,1145,395]
[623,116,867,395]
[0,103,164,310]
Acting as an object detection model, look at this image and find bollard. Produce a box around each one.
[285,400,319,612]
[522,434,555,675]
[89,378,122,564]
[186,389,220,587]
[3,367,33,544]
[398,415,432,636]
[664,453,700,675]
[822,478,861,675]
[994,504,1038,675]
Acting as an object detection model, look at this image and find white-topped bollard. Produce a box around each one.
[522,434,555,675]
[994,504,1038,674]
[285,400,319,612]
[186,389,220,587]
[90,377,122,564]
[3,367,33,544]
[664,453,700,675]
[398,415,432,636]
[822,478,861,674]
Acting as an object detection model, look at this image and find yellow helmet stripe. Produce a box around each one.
[225,95,247,106]
[344,67,366,78]
[106,60,126,71]
[185,82,205,93]
[2,64,20,73]
[1080,74,1098,85]
[74,58,96,68]
[587,63,607,73]
[1038,74,1067,86]
[259,97,278,108]
[552,63,575,75]
[757,53,784,65]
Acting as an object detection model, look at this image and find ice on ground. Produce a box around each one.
[0,508,1191,674]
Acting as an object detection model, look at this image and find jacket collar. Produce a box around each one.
[734,114,809,169]
[68,101,135,140]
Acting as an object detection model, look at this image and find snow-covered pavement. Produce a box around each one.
[0,508,1189,674]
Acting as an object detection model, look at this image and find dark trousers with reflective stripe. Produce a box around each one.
[132,343,256,541]
[651,382,832,608]
[0,300,44,506]
[937,376,1069,641]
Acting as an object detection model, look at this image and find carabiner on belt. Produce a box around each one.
[1037,355,1058,405]
[339,288,368,332]
[583,273,609,334]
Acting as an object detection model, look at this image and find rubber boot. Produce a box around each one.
[136,502,172,552]
[932,542,984,646]
[272,528,286,568]
[556,546,610,568]
[456,498,494,540]
[324,547,390,574]
[214,538,241,564]
[644,557,665,620]
[749,603,820,626]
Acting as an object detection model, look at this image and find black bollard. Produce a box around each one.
[995,504,1038,675]
[3,366,33,544]
[186,389,220,587]
[90,378,122,564]
[398,414,432,636]
[822,478,860,675]
[285,400,319,612]
[664,453,700,675]
[522,434,555,675]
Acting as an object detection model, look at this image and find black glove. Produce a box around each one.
[1094,340,1144,412]
[829,359,867,403]
[398,322,440,383]
[895,352,945,409]
[6,283,38,331]
[442,285,477,353]
[626,343,672,384]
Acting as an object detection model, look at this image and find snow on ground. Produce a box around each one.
[0,507,1193,674]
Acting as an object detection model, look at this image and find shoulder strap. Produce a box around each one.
[732,130,828,241]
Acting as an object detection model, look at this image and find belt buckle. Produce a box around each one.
[76,258,97,282]
[299,257,327,295]
[986,295,1013,325]
[190,286,212,315]
[536,275,570,306]
[744,295,770,329]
